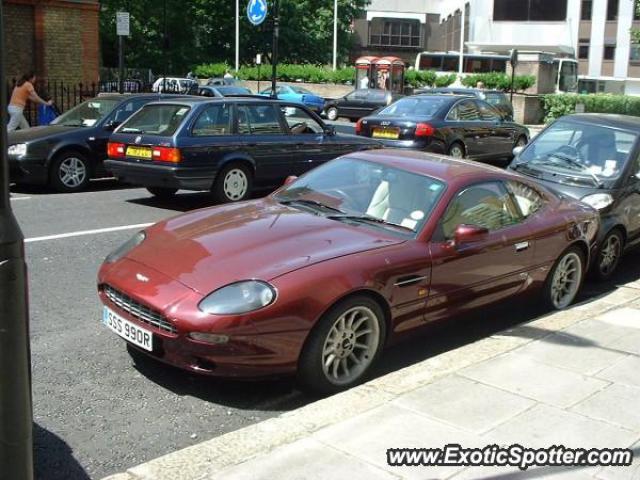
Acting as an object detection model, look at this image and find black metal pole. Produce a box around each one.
[0,1,33,479]
[118,35,125,94]
[271,0,279,98]
[510,64,515,103]
[162,0,167,93]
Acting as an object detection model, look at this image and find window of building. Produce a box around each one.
[604,46,616,60]
[579,45,590,59]
[581,0,592,20]
[607,0,619,20]
[369,18,421,47]
[635,0,640,20]
[630,45,640,63]
[494,0,567,21]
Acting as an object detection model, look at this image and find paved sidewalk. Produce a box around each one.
[105,283,640,480]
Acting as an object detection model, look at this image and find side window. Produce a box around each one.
[476,101,500,121]
[280,106,324,134]
[192,104,232,136]
[506,181,546,219]
[346,91,365,101]
[237,105,284,135]
[112,99,147,124]
[439,182,522,239]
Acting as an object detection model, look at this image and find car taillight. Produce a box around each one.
[415,123,435,137]
[107,142,125,158]
[355,119,364,135]
[152,146,181,163]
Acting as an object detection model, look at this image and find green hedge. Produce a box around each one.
[542,94,640,123]
[461,72,536,91]
[194,62,356,84]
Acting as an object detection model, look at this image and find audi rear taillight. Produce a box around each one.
[415,123,435,137]
[107,142,125,158]
[152,146,182,163]
[355,119,364,135]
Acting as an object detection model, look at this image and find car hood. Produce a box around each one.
[8,125,85,143]
[125,198,404,295]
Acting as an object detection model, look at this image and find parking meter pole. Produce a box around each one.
[118,35,125,94]
[0,2,34,480]
[271,0,279,98]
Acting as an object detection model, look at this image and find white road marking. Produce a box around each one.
[10,196,31,201]
[25,223,153,243]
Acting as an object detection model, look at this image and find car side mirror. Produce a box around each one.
[453,224,488,247]
[284,175,298,186]
[324,125,336,136]
[104,120,122,131]
[512,145,525,157]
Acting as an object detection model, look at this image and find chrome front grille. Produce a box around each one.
[104,285,177,334]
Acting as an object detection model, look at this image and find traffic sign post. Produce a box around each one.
[256,54,262,92]
[247,0,268,26]
[116,12,130,94]
[270,0,279,98]
[0,2,33,479]
[509,49,518,103]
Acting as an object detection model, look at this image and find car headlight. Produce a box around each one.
[105,231,146,263]
[198,280,276,315]
[581,193,614,210]
[8,144,27,156]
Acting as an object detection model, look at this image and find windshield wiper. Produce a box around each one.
[328,214,414,233]
[279,198,345,214]
[545,153,602,187]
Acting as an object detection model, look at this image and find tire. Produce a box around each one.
[212,163,253,203]
[448,142,465,159]
[297,295,386,395]
[593,229,624,281]
[49,151,91,192]
[515,135,528,148]
[326,106,339,121]
[146,187,178,199]
[542,246,585,310]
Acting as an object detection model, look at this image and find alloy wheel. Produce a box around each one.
[598,233,622,277]
[326,107,338,121]
[223,168,248,201]
[321,306,381,386]
[550,252,582,309]
[449,144,464,158]
[58,156,87,189]
[516,136,528,147]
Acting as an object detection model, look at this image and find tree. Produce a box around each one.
[100,0,369,75]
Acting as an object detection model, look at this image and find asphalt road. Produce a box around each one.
[10,179,638,480]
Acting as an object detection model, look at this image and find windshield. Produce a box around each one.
[51,98,120,127]
[517,120,637,183]
[118,104,191,136]
[274,158,446,236]
[379,97,449,118]
[291,86,312,95]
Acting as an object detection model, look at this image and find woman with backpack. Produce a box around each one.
[7,71,52,132]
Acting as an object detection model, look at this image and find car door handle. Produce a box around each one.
[515,241,530,252]
[394,275,428,287]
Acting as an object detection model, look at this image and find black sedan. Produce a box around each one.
[7,94,186,192]
[105,97,381,203]
[323,89,403,122]
[416,87,514,121]
[355,94,529,162]
[510,114,640,280]
[197,85,253,97]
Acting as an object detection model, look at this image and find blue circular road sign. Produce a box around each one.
[247,0,268,26]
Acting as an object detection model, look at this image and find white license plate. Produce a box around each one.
[102,306,153,351]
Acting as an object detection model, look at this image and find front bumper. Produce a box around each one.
[8,155,48,185]
[105,159,216,191]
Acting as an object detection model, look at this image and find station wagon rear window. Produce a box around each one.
[119,104,191,136]
[379,97,449,118]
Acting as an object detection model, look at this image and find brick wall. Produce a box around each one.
[3,0,99,84]
[3,3,35,80]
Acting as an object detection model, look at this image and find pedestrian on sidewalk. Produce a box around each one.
[7,71,52,132]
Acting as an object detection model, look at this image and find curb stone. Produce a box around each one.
[102,291,632,480]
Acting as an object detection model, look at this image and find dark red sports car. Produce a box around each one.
[98,150,599,394]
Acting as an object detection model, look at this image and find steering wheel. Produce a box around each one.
[554,144,581,160]
[289,122,308,134]
[325,188,358,211]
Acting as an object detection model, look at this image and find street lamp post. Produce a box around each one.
[235,0,240,73]
[271,0,280,97]
[0,1,34,479]
[332,0,338,71]
[458,1,466,78]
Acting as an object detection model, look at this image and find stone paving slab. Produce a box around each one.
[460,353,609,408]
[596,356,640,388]
[392,374,534,434]
[571,384,640,431]
[595,440,640,480]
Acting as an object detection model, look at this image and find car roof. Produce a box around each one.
[427,88,505,95]
[140,96,281,106]
[558,113,640,131]
[344,149,515,184]
[96,93,193,101]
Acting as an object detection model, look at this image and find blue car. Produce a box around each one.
[259,85,325,113]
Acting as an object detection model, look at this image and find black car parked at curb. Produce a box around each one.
[415,87,515,121]
[510,113,640,280]
[105,97,381,203]
[7,93,188,192]
[356,94,529,163]
[323,89,403,122]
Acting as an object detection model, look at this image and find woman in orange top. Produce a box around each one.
[8,71,52,132]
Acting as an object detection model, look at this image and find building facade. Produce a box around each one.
[354,0,640,95]
[2,0,100,85]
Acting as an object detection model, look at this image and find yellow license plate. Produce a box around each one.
[372,128,400,140]
[126,146,152,159]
